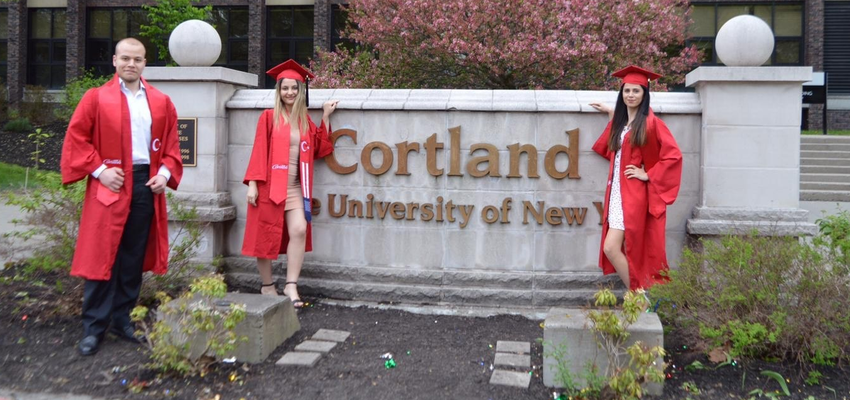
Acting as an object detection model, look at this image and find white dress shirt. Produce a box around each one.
[92,79,171,181]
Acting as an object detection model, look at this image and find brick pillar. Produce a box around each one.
[65,0,87,81]
[7,0,27,104]
[247,0,265,81]
[313,0,330,54]
[805,0,825,130]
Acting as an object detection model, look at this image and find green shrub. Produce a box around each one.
[546,289,665,400]
[4,118,34,133]
[132,274,247,377]
[4,171,86,279]
[55,69,111,123]
[5,176,208,300]
[652,231,850,366]
[814,210,850,271]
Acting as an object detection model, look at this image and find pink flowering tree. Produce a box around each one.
[311,0,700,90]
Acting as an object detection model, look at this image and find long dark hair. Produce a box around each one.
[608,84,651,152]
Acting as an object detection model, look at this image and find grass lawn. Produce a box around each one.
[0,162,57,191]
[802,129,850,135]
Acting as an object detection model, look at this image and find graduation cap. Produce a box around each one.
[266,59,316,106]
[612,65,662,87]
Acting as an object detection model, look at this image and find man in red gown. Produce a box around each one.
[61,38,183,356]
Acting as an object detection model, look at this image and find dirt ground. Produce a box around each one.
[1,265,849,400]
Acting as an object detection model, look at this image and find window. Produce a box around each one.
[28,8,66,88]
[208,7,249,72]
[688,3,804,66]
[824,1,850,94]
[0,9,8,84]
[331,4,355,51]
[85,8,162,78]
[266,6,314,88]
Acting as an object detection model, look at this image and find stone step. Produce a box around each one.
[801,182,850,191]
[800,173,850,183]
[801,135,850,144]
[543,308,663,395]
[801,143,850,152]
[801,165,850,174]
[800,150,850,159]
[223,257,621,290]
[801,190,850,202]
[801,158,850,167]
[225,272,603,307]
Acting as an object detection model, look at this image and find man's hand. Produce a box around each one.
[99,167,125,193]
[146,174,168,194]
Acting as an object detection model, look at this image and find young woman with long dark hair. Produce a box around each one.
[589,65,683,291]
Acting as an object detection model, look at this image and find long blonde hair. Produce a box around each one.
[273,79,309,134]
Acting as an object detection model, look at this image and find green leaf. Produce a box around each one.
[760,370,790,396]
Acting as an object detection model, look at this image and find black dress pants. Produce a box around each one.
[81,167,154,338]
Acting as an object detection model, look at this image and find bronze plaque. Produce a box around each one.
[178,118,197,167]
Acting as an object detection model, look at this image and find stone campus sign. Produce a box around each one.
[144,65,815,306]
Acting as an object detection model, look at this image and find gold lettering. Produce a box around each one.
[482,205,499,224]
[424,133,444,176]
[376,201,391,219]
[348,199,363,218]
[405,202,420,220]
[445,200,457,222]
[448,126,462,176]
[311,198,321,215]
[545,207,563,225]
[390,202,406,219]
[467,143,500,177]
[593,201,604,226]
[563,207,587,225]
[327,129,358,175]
[544,129,580,179]
[362,142,393,175]
[507,143,539,178]
[458,204,474,228]
[328,194,347,217]
[421,203,435,221]
[396,141,420,176]
[522,201,544,225]
[500,197,512,223]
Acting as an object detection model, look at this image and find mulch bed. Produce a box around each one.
[2,122,849,399]
[1,264,848,400]
[0,121,67,172]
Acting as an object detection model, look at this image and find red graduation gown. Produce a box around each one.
[60,75,183,281]
[241,109,333,259]
[592,109,682,290]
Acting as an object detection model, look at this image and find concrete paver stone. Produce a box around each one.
[294,340,337,353]
[311,328,350,342]
[489,370,531,388]
[494,353,531,369]
[275,351,322,367]
[496,340,531,354]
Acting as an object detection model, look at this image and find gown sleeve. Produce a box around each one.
[313,118,334,159]
[592,121,614,161]
[243,111,271,185]
[645,117,683,218]
[60,89,102,184]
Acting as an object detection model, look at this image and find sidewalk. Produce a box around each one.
[0,199,41,266]
[0,389,112,400]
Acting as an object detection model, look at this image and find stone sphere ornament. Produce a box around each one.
[169,20,222,66]
[715,15,774,66]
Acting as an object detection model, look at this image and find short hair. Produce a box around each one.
[114,38,146,56]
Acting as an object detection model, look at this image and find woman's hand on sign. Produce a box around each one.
[589,102,614,120]
[247,181,258,206]
[624,164,648,181]
[323,100,339,118]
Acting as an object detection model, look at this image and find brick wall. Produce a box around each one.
[7,0,26,104]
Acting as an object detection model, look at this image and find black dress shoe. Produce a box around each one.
[78,335,100,356]
[109,325,145,344]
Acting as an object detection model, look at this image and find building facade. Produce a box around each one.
[0,0,847,128]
